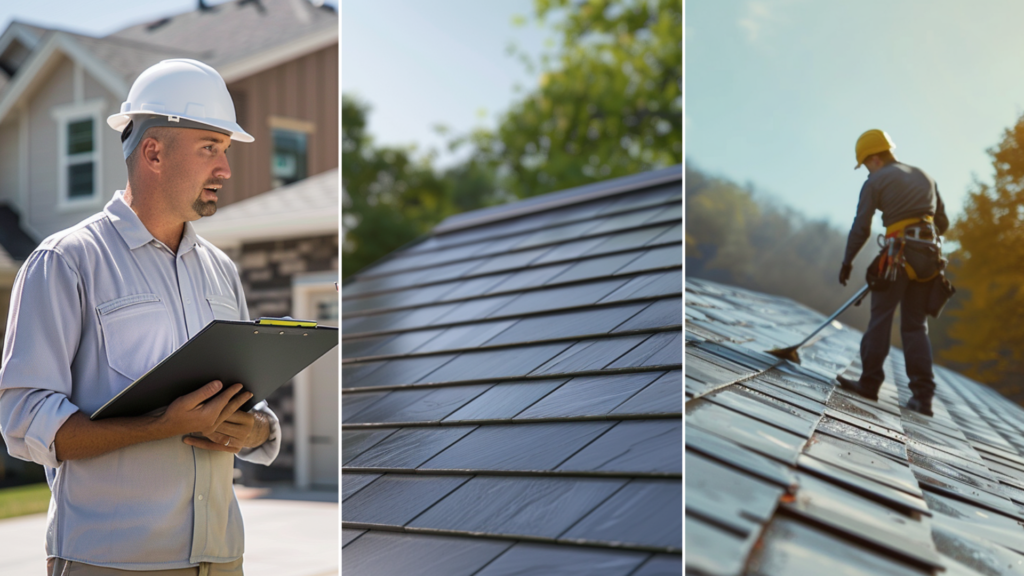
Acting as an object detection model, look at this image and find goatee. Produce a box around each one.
[192,198,217,217]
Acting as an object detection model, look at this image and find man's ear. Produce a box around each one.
[140,137,163,173]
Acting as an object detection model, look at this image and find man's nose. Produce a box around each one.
[214,151,231,180]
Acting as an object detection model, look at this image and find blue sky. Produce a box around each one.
[342,0,549,167]
[686,0,1024,230]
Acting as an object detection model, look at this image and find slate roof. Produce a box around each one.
[685,276,1024,576]
[341,167,683,574]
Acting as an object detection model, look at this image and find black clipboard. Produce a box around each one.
[91,318,339,420]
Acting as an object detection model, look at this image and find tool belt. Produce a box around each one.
[868,215,946,288]
[864,214,955,317]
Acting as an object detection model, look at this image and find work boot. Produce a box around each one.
[835,375,880,402]
[906,395,933,417]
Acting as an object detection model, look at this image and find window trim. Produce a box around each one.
[51,98,106,211]
[267,115,316,134]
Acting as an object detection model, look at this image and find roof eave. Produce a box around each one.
[197,210,339,249]
[0,21,46,61]
[0,32,128,126]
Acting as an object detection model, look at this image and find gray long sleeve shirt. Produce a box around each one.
[843,161,949,266]
[0,191,281,569]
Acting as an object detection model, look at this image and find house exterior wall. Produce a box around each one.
[23,56,126,239]
[234,233,339,482]
[3,44,338,238]
[87,63,129,210]
[222,44,338,208]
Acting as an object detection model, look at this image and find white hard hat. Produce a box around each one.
[107,59,253,143]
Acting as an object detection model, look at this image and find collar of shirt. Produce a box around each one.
[106,190,200,255]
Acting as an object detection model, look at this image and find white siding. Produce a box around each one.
[26,56,124,238]
[85,60,128,201]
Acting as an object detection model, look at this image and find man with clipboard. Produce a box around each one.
[0,59,281,574]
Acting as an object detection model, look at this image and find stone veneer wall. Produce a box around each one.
[235,234,338,483]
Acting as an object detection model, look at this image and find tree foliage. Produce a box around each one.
[940,114,1024,398]
[470,0,682,198]
[341,96,450,279]
[342,0,681,278]
[341,97,506,278]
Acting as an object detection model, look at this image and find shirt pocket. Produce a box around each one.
[206,293,240,321]
[97,294,175,382]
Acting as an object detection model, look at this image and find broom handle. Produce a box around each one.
[789,284,869,349]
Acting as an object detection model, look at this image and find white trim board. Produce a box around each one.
[0,32,128,128]
[51,98,107,212]
[291,271,340,489]
[0,22,45,64]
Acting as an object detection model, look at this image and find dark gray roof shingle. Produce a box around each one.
[685,275,1024,575]
[342,167,683,572]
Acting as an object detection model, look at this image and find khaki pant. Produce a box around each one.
[48,556,243,576]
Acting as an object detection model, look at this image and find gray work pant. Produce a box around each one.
[859,270,936,399]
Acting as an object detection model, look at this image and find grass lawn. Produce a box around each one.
[0,483,50,519]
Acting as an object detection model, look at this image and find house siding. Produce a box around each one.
[86,61,129,210]
[23,56,125,238]
[222,44,338,208]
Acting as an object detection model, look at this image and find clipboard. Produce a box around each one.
[91,318,339,420]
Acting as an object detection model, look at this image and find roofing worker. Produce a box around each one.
[0,59,280,574]
[837,129,949,417]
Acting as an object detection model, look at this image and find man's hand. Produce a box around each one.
[52,380,251,462]
[839,262,853,286]
[158,380,251,439]
[184,409,271,454]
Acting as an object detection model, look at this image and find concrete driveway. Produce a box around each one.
[0,488,338,576]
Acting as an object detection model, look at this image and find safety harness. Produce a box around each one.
[874,215,943,283]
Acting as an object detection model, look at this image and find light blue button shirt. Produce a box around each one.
[0,191,281,570]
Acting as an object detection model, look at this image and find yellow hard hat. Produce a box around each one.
[855,129,896,169]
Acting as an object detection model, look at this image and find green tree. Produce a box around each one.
[471,0,682,198]
[342,0,682,277]
[342,97,508,278]
[341,96,450,279]
[941,114,1024,399]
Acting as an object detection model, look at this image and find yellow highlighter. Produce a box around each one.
[256,317,318,328]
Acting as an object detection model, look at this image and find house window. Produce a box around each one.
[316,297,338,322]
[271,128,308,188]
[52,99,105,209]
[66,119,95,198]
[267,116,315,189]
